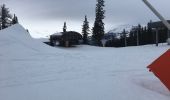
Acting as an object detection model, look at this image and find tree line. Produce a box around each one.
[62,0,105,46]
[105,23,168,47]
[81,0,168,47]
[80,0,105,46]
[1,1,168,47]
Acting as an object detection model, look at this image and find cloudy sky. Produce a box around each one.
[1,0,170,38]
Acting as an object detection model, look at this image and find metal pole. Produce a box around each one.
[137,30,139,46]
[167,30,170,45]
[142,0,170,30]
[168,30,170,39]
[123,29,127,47]
[125,35,127,47]
[156,29,159,46]
[142,0,170,44]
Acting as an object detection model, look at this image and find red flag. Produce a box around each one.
[148,49,170,91]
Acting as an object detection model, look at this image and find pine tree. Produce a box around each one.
[82,15,90,44]
[136,24,141,46]
[147,20,154,44]
[63,22,67,32]
[92,0,105,46]
[0,4,12,29]
[12,14,18,24]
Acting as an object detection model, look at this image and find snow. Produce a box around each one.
[0,24,170,100]
[107,24,134,38]
[167,38,170,45]
[52,32,63,36]
[36,38,49,42]
[108,24,133,34]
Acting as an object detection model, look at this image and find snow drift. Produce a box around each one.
[0,24,64,58]
[0,24,169,100]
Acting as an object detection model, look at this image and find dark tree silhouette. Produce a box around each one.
[0,4,12,29]
[63,22,67,32]
[82,15,90,44]
[12,14,18,24]
[92,0,105,46]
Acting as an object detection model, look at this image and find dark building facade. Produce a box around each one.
[50,31,82,47]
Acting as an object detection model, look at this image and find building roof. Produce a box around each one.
[61,31,82,40]
[52,32,62,36]
[148,20,170,28]
[50,31,82,41]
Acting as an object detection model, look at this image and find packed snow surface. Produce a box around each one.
[0,24,170,100]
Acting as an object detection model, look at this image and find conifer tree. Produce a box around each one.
[63,22,67,32]
[82,15,90,44]
[0,4,12,29]
[12,14,18,24]
[92,0,105,46]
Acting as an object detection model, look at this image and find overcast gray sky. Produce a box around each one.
[1,0,170,38]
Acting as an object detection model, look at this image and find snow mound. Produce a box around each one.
[0,24,62,58]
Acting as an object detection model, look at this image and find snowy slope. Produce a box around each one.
[107,24,133,38]
[0,24,66,58]
[36,38,49,42]
[108,24,133,34]
[0,24,170,100]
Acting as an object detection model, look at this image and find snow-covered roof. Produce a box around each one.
[52,32,62,36]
